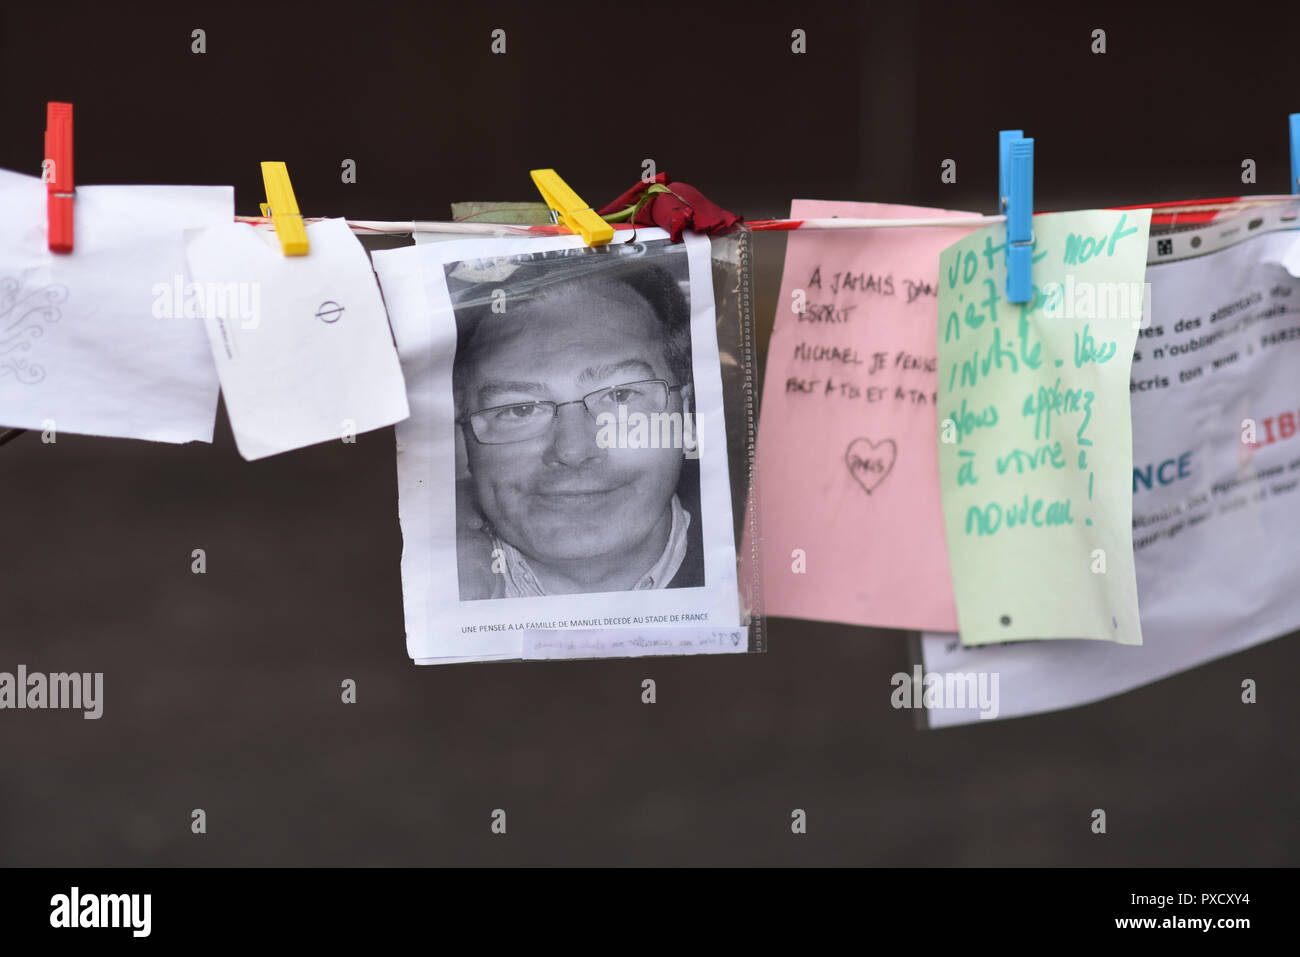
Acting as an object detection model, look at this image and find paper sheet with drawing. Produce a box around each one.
[372,228,742,663]
[749,200,981,632]
[937,208,1151,646]
[0,168,231,443]
[183,218,409,461]
[922,204,1300,724]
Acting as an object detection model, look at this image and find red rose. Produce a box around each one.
[597,173,740,243]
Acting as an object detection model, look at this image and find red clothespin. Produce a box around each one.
[44,102,75,254]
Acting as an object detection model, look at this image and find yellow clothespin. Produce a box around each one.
[530,169,614,246]
[259,161,309,256]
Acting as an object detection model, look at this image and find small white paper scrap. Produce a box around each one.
[0,168,231,443]
[184,218,409,460]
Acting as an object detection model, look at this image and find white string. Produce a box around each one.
[234,194,1300,238]
[775,215,1005,229]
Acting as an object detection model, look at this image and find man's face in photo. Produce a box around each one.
[458,278,689,570]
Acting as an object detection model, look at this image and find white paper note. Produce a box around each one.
[921,205,1300,725]
[184,218,409,460]
[0,168,231,443]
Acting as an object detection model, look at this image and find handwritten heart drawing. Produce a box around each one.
[845,438,897,495]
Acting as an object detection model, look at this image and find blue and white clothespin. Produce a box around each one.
[999,129,1035,304]
[1288,113,1300,194]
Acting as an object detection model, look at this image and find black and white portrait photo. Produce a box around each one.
[374,228,742,662]
[447,241,703,600]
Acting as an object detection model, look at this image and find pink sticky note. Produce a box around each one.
[749,200,981,632]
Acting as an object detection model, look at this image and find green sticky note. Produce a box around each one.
[937,208,1152,646]
[449,201,553,225]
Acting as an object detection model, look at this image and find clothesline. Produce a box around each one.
[232,214,1013,235]
[4,193,1295,453]
[232,193,1300,238]
[291,214,1011,235]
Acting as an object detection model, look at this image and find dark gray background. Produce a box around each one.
[0,2,1297,866]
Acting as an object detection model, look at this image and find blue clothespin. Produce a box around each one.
[999,130,1034,304]
[1289,114,1300,194]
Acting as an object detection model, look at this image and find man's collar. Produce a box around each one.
[490,495,690,598]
